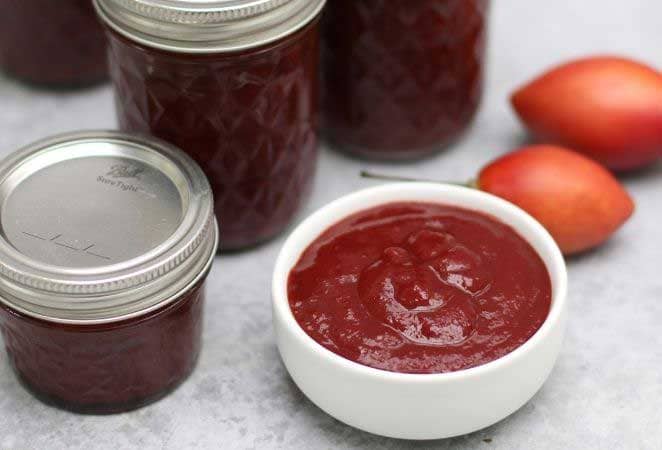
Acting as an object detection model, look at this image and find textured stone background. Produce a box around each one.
[0,1,661,449]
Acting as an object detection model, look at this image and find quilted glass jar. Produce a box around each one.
[0,0,107,87]
[94,0,326,250]
[0,132,217,413]
[321,0,489,160]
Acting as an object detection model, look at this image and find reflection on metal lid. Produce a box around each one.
[0,130,217,323]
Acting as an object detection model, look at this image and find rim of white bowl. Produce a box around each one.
[272,183,568,384]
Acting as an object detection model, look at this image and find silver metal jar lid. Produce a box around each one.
[0,131,217,324]
[93,0,326,53]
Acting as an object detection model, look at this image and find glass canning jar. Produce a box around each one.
[321,0,489,160]
[0,0,108,87]
[94,0,326,250]
[0,131,217,414]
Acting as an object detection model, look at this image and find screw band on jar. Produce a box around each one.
[0,131,217,323]
[93,0,326,52]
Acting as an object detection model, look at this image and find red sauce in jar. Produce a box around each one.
[288,202,551,374]
[106,20,321,250]
[0,0,107,87]
[0,279,205,414]
[0,131,216,414]
[321,0,488,159]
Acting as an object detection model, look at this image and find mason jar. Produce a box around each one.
[0,131,217,413]
[94,0,326,250]
[0,0,107,87]
[321,0,489,160]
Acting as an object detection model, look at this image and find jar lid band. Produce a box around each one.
[0,131,217,324]
[94,0,326,53]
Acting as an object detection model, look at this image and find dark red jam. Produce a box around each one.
[288,202,552,374]
[0,0,107,87]
[321,0,489,159]
[106,20,321,250]
[0,279,206,414]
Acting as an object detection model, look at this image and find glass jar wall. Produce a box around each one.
[0,280,206,414]
[0,0,107,87]
[96,0,326,251]
[321,0,489,160]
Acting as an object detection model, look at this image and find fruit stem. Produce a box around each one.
[360,171,476,189]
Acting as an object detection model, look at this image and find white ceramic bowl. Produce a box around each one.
[272,183,568,440]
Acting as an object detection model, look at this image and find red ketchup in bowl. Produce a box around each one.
[287,202,552,374]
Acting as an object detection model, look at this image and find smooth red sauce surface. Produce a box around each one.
[288,202,552,374]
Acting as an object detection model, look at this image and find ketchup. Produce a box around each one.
[288,202,552,374]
